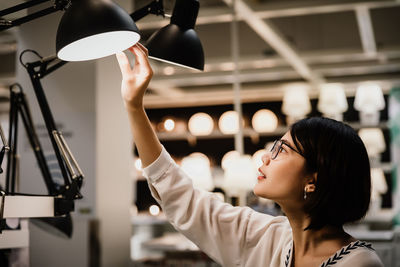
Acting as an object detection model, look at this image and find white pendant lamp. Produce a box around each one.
[354,84,385,125]
[181,153,214,191]
[317,83,348,121]
[358,128,386,159]
[223,155,257,195]
[282,85,311,125]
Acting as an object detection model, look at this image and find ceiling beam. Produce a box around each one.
[136,1,400,30]
[150,60,400,87]
[222,0,325,87]
[153,49,400,75]
[355,6,377,56]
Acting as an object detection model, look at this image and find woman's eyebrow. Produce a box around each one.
[280,139,296,150]
[280,138,291,145]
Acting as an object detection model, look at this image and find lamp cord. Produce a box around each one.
[19,49,43,69]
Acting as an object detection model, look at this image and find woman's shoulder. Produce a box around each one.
[247,210,291,231]
[246,210,292,245]
[321,240,383,267]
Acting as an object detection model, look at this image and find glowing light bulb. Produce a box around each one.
[221,150,240,170]
[181,153,214,191]
[163,66,175,75]
[149,205,160,216]
[188,112,214,136]
[219,111,240,134]
[164,118,175,132]
[134,158,142,171]
[252,109,278,133]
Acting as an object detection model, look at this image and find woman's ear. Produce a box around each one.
[305,173,317,192]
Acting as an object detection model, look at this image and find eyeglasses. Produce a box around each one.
[270,139,304,160]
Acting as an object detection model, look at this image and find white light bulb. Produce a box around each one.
[149,205,160,216]
[134,158,142,171]
[188,112,214,136]
[221,150,241,170]
[252,109,278,133]
[163,66,175,75]
[219,111,240,134]
[164,118,175,132]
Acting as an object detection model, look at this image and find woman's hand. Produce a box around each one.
[116,43,153,110]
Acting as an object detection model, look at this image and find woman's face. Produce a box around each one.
[254,132,307,204]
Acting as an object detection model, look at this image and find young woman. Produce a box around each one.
[116,44,384,267]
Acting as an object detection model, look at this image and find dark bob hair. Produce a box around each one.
[290,117,371,230]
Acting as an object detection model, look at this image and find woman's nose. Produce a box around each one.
[261,153,271,165]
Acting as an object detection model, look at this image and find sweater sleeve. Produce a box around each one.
[142,146,279,266]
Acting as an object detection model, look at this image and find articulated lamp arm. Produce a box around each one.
[20,50,83,204]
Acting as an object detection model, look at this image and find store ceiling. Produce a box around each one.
[1,0,400,108]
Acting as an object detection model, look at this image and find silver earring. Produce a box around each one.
[304,188,307,200]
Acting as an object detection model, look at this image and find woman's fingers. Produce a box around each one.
[136,42,149,56]
[115,51,131,78]
[129,44,151,71]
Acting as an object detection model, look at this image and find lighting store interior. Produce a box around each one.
[0,0,399,266]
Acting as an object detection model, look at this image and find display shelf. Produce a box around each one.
[142,232,198,251]
[156,121,389,142]
[131,212,168,226]
[157,126,288,141]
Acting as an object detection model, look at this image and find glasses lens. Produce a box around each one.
[270,140,281,159]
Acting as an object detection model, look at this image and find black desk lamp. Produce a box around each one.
[0,0,205,238]
[5,82,74,237]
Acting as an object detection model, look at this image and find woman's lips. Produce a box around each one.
[258,168,266,181]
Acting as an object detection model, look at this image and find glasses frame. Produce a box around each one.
[270,139,304,160]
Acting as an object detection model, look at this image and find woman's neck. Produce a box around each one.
[283,207,355,258]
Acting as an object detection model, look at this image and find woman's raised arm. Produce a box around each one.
[115,43,162,168]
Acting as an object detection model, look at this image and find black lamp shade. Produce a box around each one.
[146,0,204,71]
[56,0,140,61]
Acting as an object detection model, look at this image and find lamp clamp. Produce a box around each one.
[131,0,165,22]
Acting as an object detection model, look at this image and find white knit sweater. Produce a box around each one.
[143,147,384,267]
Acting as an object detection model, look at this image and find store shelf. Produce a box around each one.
[157,126,288,141]
[131,212,168,226]
[156,121,389,141]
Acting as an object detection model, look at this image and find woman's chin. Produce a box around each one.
[253,186,270,199]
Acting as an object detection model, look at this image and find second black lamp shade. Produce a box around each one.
[146,0,205,71]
